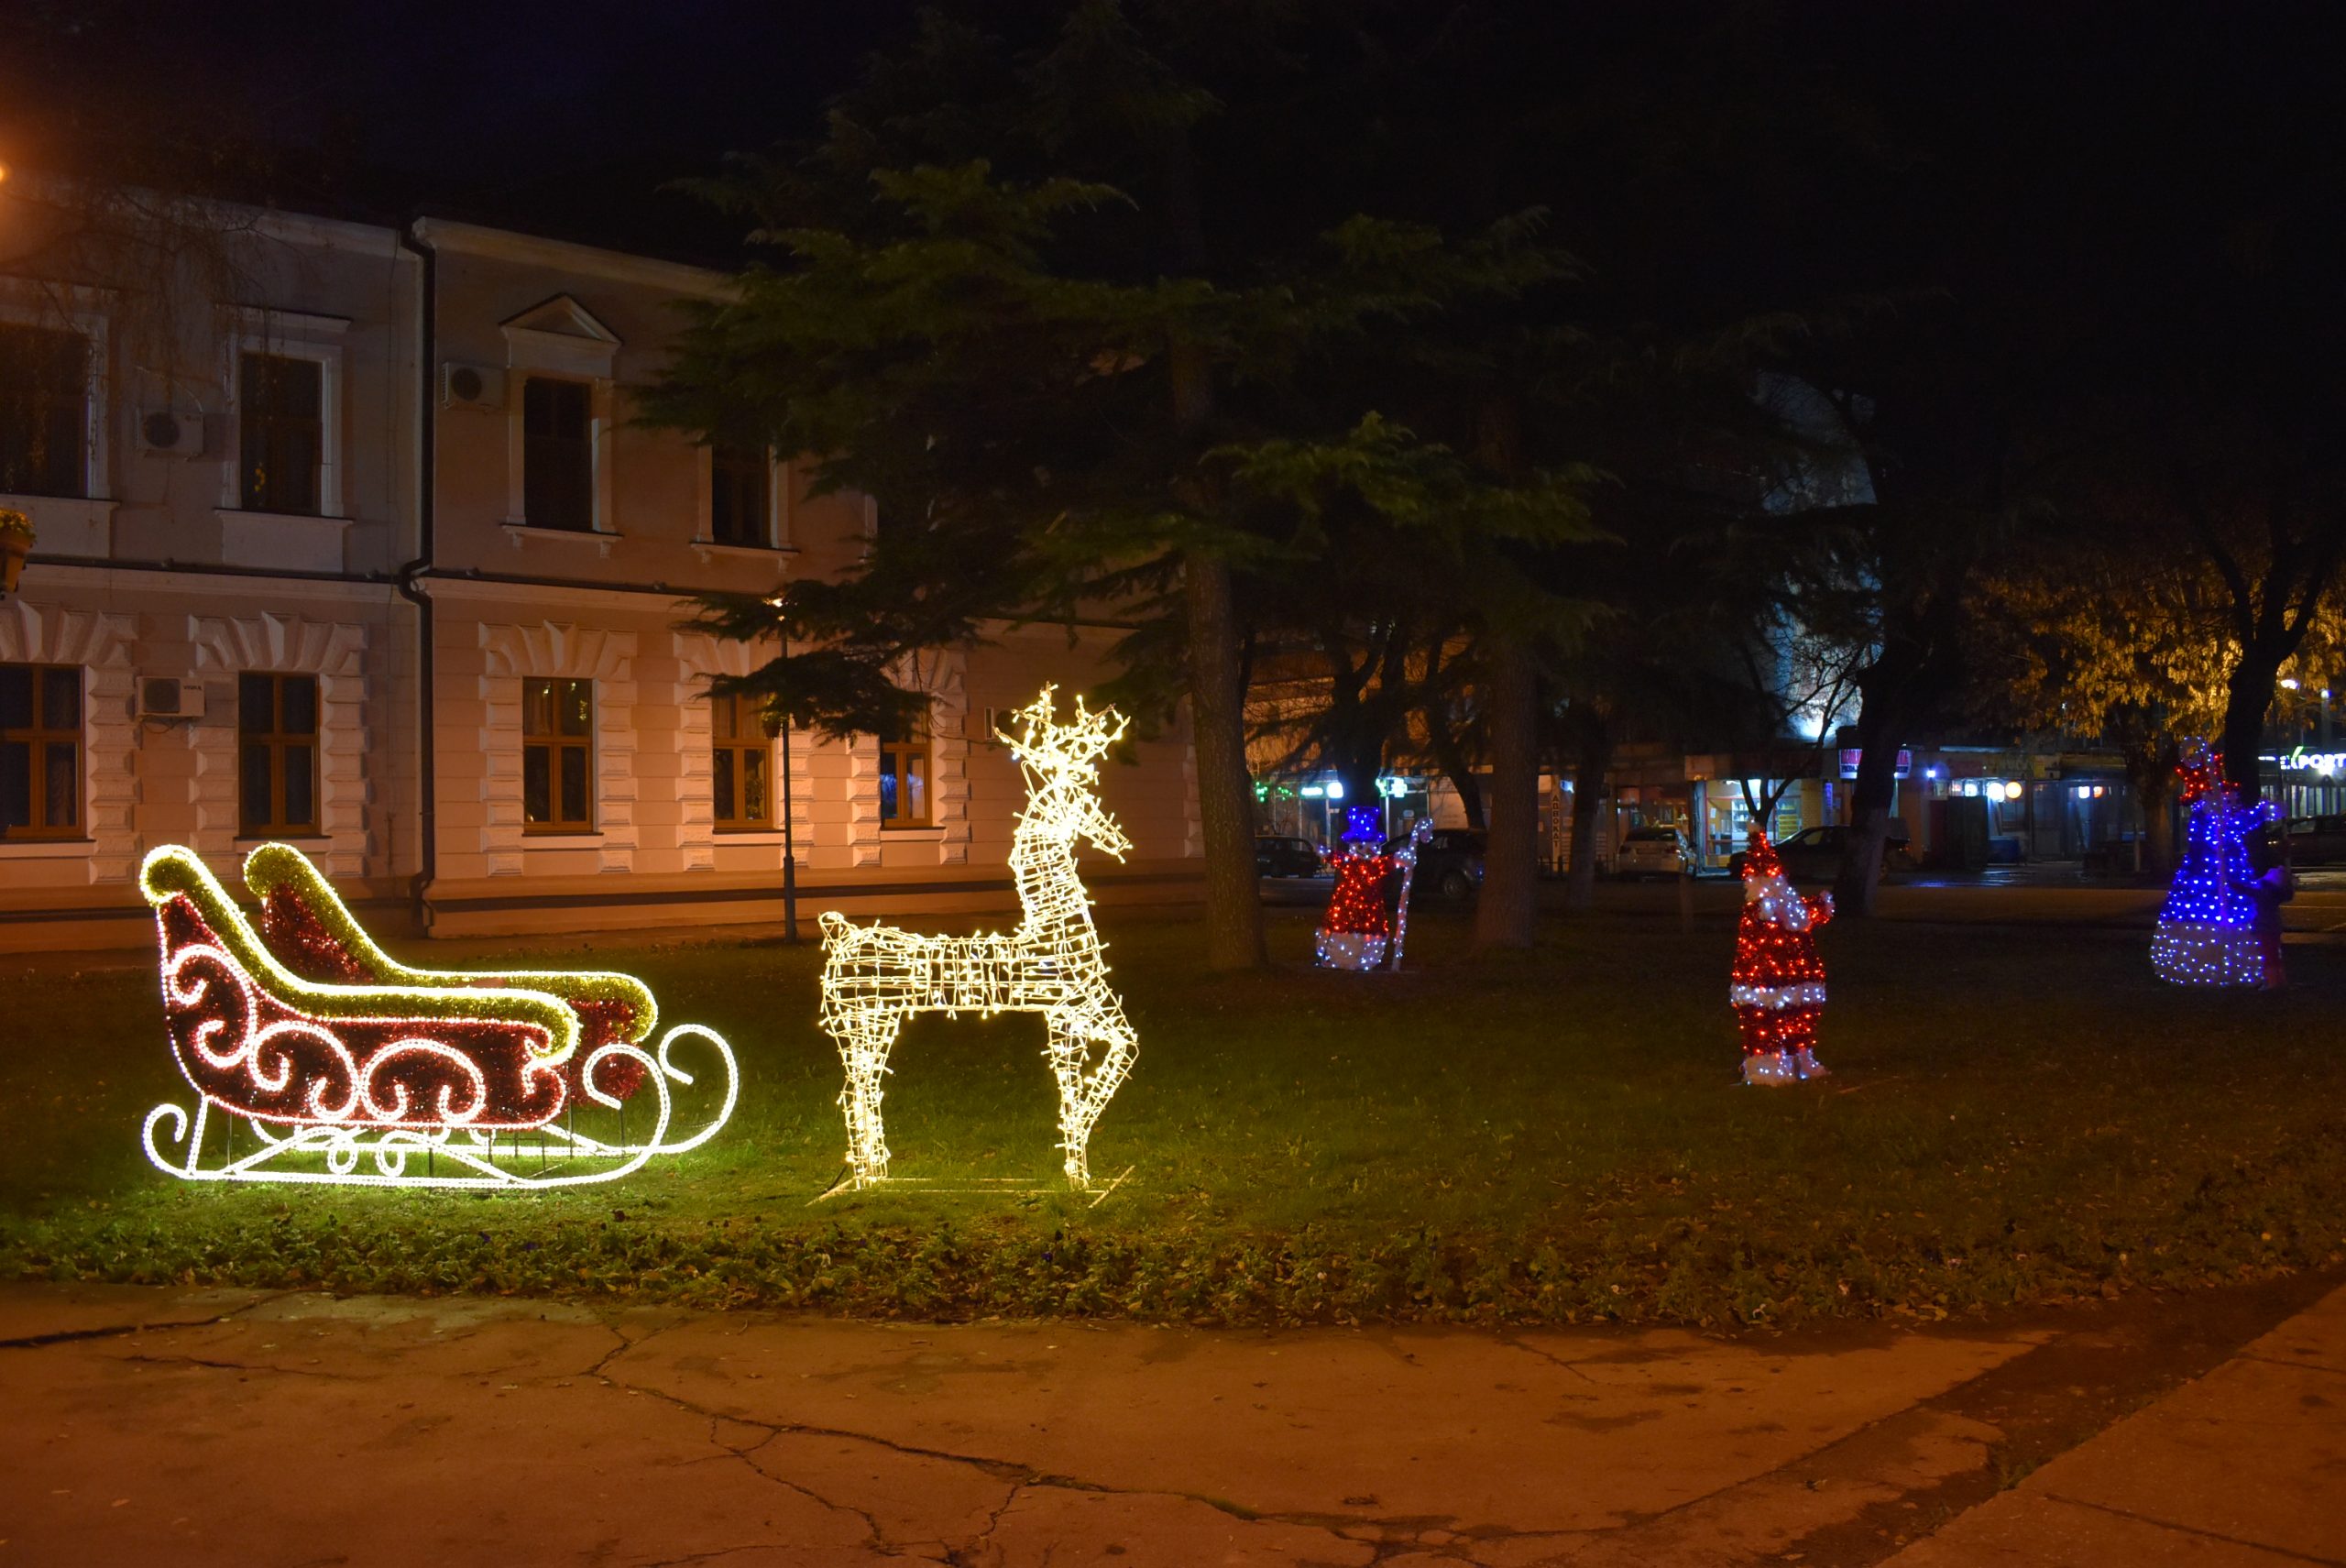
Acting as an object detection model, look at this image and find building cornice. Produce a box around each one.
[411,219,731,298]
[22,560,400,604]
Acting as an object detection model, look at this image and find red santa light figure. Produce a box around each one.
[1731,828,1833,1085]
[1315,807,1425,970]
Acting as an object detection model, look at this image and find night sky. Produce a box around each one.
[0,0,926,258]
[2,0,2339,286]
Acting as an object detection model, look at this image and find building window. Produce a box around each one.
[879,702,930,828]
[711,691,773,831]
[238,673,319,836]
[0,324,89,499]
[709,443,771,546]
[521,378,594,531]
[237,353,323,514]
[521,677,594,831]
[0,663,82,839]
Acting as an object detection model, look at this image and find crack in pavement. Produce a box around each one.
[944,1482,1025,1568]
[0,1290,296,1352]
[1496,1334,1605,1386]
[582,1337,1423,1558]
[708,1430,891,1552]
[121,1351,360,1380]
[2039,1493,2346,1568]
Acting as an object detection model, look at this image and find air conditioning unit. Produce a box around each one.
[134,676,207,721]
[441,362,505,411]
[137,409,205,458]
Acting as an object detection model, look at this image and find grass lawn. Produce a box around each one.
[4,901,2342,1328]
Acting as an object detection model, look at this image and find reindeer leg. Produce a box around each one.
[830,1007,902,1188]
[1047,1002,1136,1190]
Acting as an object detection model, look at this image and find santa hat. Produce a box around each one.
[1742,828,1782,882]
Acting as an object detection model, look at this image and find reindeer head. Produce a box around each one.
[998,685,1132,861]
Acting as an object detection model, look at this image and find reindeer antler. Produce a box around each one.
[997,685,1126,773]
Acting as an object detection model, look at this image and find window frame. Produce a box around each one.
[519,375,597,532]
[0,295,108,505]
[0,323,95,500]
[710,690,776,832]
[877,700,933,829]
[234,352,327,517]
[521,676,597,834]
[701,444,786,549]
[236,672,322,839]
[0,662,84,841]
[499,299,619,537]
[220,310,345,519]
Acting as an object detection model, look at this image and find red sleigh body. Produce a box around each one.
[156,894,573,1133]
[137,845,734,1189]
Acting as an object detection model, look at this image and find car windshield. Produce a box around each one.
[1627,828,1678,842]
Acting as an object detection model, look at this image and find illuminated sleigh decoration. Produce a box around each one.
[818,687,1136,1190]
[138,843,738,1190]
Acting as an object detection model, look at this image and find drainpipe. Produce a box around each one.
[395,221,438,935]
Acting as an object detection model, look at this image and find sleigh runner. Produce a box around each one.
[139,843,738,1190]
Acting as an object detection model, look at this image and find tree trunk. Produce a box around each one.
[1426,712,1485,828]
[2141,780,2176,878]
[1833,696,1902,916]
[1185,549,1267,970]
[2221,653,2282,805]
[1474,639,1540,948]
[1334,758,1383,829]
[2123,736,2180,879]
[1564,723,1610,912]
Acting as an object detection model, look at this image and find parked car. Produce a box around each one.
[2286,815,2346,866]
[1614,825,1694,879]
[1255,835,1326,878]
[1730,824,1918,883]
[1390,828,1485,902]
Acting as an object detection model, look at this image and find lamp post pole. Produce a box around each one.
[762,630,801,945]
[780,710,799,943]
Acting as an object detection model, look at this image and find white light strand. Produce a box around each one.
[817,686,1137,1190]
[137,844,737,1190]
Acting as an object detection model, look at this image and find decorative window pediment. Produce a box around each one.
[499,295,620,378]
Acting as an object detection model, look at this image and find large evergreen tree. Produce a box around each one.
[647,2,1589,967]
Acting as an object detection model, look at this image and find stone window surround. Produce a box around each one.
[690,445,795,554]
[477,620,636,875]
[0,600,137,879]
[216,305,349,521]
[0,280,114,505]
[669,637,972,870]
[188,611,369,878]
[499,297,620,538]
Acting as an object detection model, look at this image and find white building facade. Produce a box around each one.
[0,199,1200,950]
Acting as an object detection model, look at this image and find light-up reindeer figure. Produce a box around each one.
[817,686,1137,1190]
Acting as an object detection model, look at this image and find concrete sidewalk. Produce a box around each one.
[1887,1291,2346,1566]
[0,1281,2339,1566]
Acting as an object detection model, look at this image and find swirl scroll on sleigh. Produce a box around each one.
[137,844,739,1190]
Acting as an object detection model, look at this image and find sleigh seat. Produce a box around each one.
[140,847,582,1135]
[241,842,657,1100]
